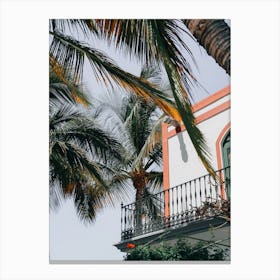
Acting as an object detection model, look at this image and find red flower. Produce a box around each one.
[127,243,135,249]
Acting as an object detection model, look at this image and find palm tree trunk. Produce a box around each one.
[135,189,144,234]
[133,172,147,234]
[184,19,230,75]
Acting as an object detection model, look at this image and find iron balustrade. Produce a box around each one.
[121,166,230,240]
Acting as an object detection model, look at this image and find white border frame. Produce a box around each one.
[1,0,279,279]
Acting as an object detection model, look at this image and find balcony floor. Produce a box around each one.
[114,216,230,253]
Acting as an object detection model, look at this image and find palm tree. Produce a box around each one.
[183,19,230,75]
[95,63,166,230]
[49,19,215,177]
[49,69,128,223]
[95,88,164,231]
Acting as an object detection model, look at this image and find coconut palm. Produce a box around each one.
[183,19,230,75]
[99,93,164,231]
[49,70,128,223]
[49,19,215,178]
[95,63,167,230]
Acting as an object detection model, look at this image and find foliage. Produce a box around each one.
[49,19,216,180]
[194,197,231,222]
[125,238,228,261]
[95,90,164,214]
[94,65,164,181]
[48,19,228,223]
[49,69,129,223]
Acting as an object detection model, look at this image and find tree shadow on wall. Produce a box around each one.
[177,132,188,162]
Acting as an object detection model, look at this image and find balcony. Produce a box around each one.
[120,166,230,242]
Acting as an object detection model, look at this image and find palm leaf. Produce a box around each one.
[50,19,97,38]
[95,19,197,94]
[49,182,64,210]
[49,30,182,121]
[73,170,132,223]
[132,114,164,171]
[124,96,156,155]
[49,56,91,106]
[142,188,164,220]
[94,19,215,177]
[139,63,164,86]
[49,99,130,221]
[149,20,215,177]
[50,100,125,162]
[146,171,163,191]
[105,172,134,201]
[144,143,163,171]
[73,181,113,223]
[51,141,106,185]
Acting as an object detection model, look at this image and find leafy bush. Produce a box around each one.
[125,239,228,261]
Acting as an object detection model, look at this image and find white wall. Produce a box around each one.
[167,95,230,188]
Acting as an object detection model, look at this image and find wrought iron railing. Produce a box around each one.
[121,166,230,240]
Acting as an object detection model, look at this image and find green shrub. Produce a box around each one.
[125,239,228,261]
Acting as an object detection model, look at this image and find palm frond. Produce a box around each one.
[95,19,197,89]
[94,19,215,176]
[49,30,182,121]
[166,63,214,176]
[73,181,113,223]
[49,98,131,221]
[49,56,91,106]
[146,171,163,192]
[93,95,136,153]
[50,141,105,187]
[144,143,163,171]
[123,96,156,154]
[73,170,132,223]
[149,20,215,177]
[49,180,64,210]
[50,100,125,162]
[49,81,77,105]
[132,114,164,171]
[140,63,163,86]
[95,19,159,65]
[50,141,129,222]
[105,172,134,201]
[142,188,164,220]
[73,166,135,223]
[49,99,82,129]
[50,19,97,37]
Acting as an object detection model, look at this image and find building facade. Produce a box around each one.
[115,86,231,258]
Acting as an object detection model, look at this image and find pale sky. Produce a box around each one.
[49,21,230,262]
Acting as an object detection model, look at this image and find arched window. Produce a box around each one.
[221,131,230,199]
[222,131,230,168]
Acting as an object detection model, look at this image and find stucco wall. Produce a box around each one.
[165,89,230,188]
